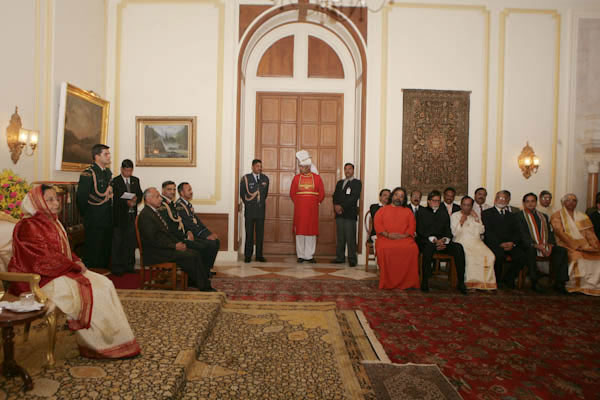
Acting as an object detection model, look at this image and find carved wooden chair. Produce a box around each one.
[135,216,187,290]
[418,253,458,289]
[0,272,60,367]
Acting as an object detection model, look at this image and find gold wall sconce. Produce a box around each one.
[517,141,540,179]
[6,107,38,164]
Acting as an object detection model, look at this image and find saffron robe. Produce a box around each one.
[290,173,325,236]
[374,205,420,290]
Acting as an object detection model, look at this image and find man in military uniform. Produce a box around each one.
[76,144,113,269]
[176,182,220,274]
[159,181,214,283]
[240,159,269,263]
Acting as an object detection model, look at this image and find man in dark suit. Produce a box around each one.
[416,190,467,294]
[518,192,569,293]
[409,190,422,215]
[176,182,220,274]
[505,190,521,213]
[368,189,391,240]
[442,187,461,216]
[586,192,600,240]
[138,188,213,291]
[110,159,143,275]
[332,163,362,266]
[76,144,113,269]
[482,190,527,288]
[240,159,269,263]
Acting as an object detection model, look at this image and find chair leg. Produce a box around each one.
[139,265,145,289]
[171,267,177,291]
[183,272,188,291]
[450,259,457,289]
[418,254,423,284]
[23,322,31,343]
[46,311,58,367]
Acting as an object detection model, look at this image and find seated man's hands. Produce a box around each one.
[334,205,343,215]
[187,231,194,241]
[76,260,88,274]
[207,233,218,240]
[435,238,446,251]
[175,242,187,251]
[500,242,514,251]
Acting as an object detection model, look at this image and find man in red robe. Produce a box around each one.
[374,187,420,289]
[290,150,325,263]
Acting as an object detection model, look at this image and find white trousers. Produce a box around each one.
[296,235,317,260]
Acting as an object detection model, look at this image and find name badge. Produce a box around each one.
[346,187,351,195]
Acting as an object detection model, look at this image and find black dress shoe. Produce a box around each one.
[256,257,267,262]
[210,271,217,277]
[349,261,357,267]
[458,284,467,295]
[244,256,251,263]
[554,285,569,294]
[306,258,316,264]
[420,282,429,292]
[297,258,304,263]
[200,287,217,292]
[332,259,345,264]
[112,270,125,277]
[531,281,544,293]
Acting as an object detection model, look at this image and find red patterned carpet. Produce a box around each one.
[210,277,600,400]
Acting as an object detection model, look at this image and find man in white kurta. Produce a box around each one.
[451,196,497,290]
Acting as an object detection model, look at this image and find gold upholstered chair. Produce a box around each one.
[0,272,60,367]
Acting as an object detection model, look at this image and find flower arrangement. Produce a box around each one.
[0,169,32,220]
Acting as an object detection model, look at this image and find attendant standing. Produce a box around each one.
[368,189,391,241]
[373,187,420,289]
[110,159,142,275]
[409,190,422,215]
[332,163,362,266]
[517,193,569,293]
[473,187,491,219]
[482,190,527,288]
[442,187,461,216]
[290,150,325,263]
[417,190,467,294]
[76,144,113,269]
[451,196,496,290]
[240,159,269,263]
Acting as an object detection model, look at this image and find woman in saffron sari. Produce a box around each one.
[550,193,600,296]
[8,184,140,358]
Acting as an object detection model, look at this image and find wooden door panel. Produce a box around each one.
[280,124,296,146]
[265,197,276,219]
[321,100,338,123]
[279,196,294,219]
[319,148,337,171]
[262,98,279,121]
[261,123,278,145]
[320,125,337,146]
[301,99,319,122]
[300,125,319,148]
[256,93,343,257]
[279,148,296,170]
[281,98,297,122]
[261,148,278,170]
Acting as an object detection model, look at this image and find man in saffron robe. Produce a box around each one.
[290,150,325,263]
[374,187,420,290]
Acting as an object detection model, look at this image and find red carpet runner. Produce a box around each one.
[109,273,600,399]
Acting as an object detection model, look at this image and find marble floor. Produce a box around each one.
[213,258,379,281]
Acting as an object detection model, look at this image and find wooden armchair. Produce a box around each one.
[418,253,458,289]
[364,211,376,272]
[135,216,188,290]
[0,272,60,367]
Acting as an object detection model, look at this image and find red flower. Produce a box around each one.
[0,194,3,200]
[1,184,9,188]
[9,192,17,198]
[8,203,15,209]
[16,200,22,206]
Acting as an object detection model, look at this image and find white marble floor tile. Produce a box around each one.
[328,268,378,280]
[216,266,270,278]
[273,269,326,279]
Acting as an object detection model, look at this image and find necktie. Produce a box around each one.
[125,178,131,192]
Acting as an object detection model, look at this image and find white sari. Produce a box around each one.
[451,212,496,290]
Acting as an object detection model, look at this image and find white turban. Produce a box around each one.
[296,150,319,174]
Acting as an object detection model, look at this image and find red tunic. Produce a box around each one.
[289,173,325,235]
[374,205,420,290]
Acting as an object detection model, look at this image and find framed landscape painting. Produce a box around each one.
[136,116,196,167]
[56,82,109,171]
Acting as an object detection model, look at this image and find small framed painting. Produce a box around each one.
[56,82,109,171]
[135,116,196,167]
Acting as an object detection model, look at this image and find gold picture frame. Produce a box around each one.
[56,82,110,172]
[135,116,196,167]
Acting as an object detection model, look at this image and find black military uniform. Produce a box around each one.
[239,172,269,260]
[176,197,220,271]
[76,163,113,269]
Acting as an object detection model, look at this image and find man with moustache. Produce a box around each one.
[240,159,269,263]
[473,187,491,219]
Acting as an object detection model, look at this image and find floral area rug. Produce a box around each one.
[212,277,600,400]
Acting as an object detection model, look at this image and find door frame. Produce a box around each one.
[234,4,367,258]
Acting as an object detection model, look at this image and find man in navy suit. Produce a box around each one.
[240,159,269,263]
[110,159,143,275]
[332,163,362,266]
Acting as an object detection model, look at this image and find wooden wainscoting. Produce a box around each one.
[196,213,228,251]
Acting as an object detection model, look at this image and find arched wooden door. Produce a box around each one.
[256,92,343,256]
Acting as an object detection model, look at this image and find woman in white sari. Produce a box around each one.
[8,184,140,358]
[451,196,497,290]
[550,193,600,296]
